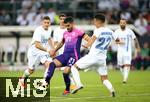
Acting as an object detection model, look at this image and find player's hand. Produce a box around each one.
[133,48,141,59]
[48,49,56,57]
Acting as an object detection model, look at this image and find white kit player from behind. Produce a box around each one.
[71,13,119,97]
[114,19,140,83]
[19,16,54,87]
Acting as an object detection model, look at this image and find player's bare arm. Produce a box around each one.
[83,34,91,42]
[49,38,65,56]
[83,35,97,48]
[34,41,48,52]
[133,38,141,58]
[48,38,55,49]
[134,38,141,52]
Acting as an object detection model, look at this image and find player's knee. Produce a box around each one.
[101,75,108,82]
[64,67,71,74]
[28,68,34,74]
[49,62,56,68]
[44,61,51,68]
[74,64,79,69]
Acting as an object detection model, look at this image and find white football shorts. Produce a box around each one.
[27,46,52,70]
[75,54,107,76]
[117,53,132,66]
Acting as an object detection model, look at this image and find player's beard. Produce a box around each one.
[121,25,126,30]
[67,28,73,32]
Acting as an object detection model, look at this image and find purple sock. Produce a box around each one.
[45,62,56,84]
[63,73,70,91]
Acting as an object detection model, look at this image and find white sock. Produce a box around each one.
[123,66,130,82]
[43,68,48,78]
[119,66,124,76]
[103,79,115,93]
[69,74,76,85]
[71,66,83,87]
[22,69,31,80]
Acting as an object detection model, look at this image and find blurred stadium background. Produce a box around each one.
[0,0,149,70]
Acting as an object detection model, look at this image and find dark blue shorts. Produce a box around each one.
[55,53,77,67]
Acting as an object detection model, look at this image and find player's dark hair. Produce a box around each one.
[94,13,105,23]
[120,18,127,21]
[42,16,50,20]
[59,13,66,18]
[64,16,74,23]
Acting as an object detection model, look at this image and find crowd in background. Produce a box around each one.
[0,0,149,70]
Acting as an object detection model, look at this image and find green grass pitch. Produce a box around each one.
[1,69,150,102]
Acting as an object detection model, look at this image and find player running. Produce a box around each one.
[114,19,140,83]
[70,13,118,97]
[53,14,76,95]
[19,16,53,87]
[39,16,90,94]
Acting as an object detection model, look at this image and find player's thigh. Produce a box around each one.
[123,55,132,65]
[55,54,68,67]
[40,54,52,68]
[76,55,97,69]
[117,53,123,66]
[27,54,40,70]
[63,66,71,73]
[96,60,107,76]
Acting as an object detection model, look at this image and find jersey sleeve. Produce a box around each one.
[93,29,99,38]
[112,30,118,40]
[32,28,41,42]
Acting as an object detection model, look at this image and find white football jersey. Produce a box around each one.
[30,26,52,51]
[114,28,136,55]
[88,27,117,59]
[53,27,66,54]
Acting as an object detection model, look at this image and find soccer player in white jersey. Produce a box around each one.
[53,14,66,55]
[70,14,118,97]
[53,14,76,95]
[114,19,140,83]
[19,16,53,86]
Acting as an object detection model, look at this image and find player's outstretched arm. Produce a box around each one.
[134,38,141,52]
[83,34,91,42]
[48,38,55,49]
[34,41,48,52]
[83,35,97,48]
[48,39,64,57]
[54,38,65,52]
[133,38,141,58]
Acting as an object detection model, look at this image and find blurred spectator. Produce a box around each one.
[106,10,118,24]
[0,9,11,25]
[16,10,28,25]
[27,9,36,26]
[120,0,130,10]
[30,0,42,12]
[98,0,120,11]
[120,10,132,23]
[138,0,149,11]
[34,8,46,26]
[21,0,32,9]
[140,42,150,70]
[46,8,56,25]
[129,0,139,8]
[134,14,148,36]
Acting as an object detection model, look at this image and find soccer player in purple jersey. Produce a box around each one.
[39,16,90,95]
